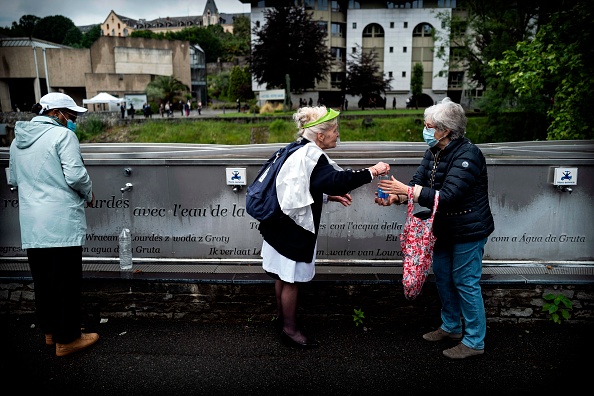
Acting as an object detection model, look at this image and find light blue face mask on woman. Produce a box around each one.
[423,127,438,147]
[66,119,77,132]
[55,110,77,132]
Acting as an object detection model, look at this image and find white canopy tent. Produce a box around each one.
[83,92,123,112]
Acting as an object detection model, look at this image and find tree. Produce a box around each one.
[431,1,573,141]
[344,45,393,100]
[489,1,594,140]
[433,1,541,91]
[251,6,333,92]
[207,71,231,102]
[1,15,40,37]
[227,66,253,102]
[222,15,251,60]
[80,25,102,48]
[62,26,83,47]
[145,76,190,105]
[410,63,424,109]
[32,15,77,45]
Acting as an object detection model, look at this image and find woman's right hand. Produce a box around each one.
[374,192,401,206]
[370,162,390,177]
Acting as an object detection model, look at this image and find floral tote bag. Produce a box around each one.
[400,186,439,300]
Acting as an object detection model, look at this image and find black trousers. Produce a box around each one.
[28,246,83,344]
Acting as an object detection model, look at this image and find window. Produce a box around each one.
[413,23,433,37]
[330,72,345,88]
[318,21,328,33]
[331,23,344,37]
[448,71,464,88]
[404,22,408,28]
[402,71,406,77]
[256,21,260,28]
[348,0,361,8]
[438,0,457,7]
[352,47,357,53]
[118,23,120,29]
[452,20,467,38]
[304,0,315,9]
[403,46,407,53]
[450,47,464,64]
[390,22,394,28]
[331,1,343,12]
[331,47,346,63]
[389,47,394,53]
[363,23,384,38]
[389,71,393,77]
[387,1,420,8]
[318,0,328,10]
[353,22,357,29]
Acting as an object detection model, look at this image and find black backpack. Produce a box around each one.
[246,140,306,221]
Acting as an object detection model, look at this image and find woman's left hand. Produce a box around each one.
[328,194,353,207]
[378,176,408,196]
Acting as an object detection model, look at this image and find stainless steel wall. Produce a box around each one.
[1,141,593,265]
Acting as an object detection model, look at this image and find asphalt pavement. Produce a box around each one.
[1,313,591,395]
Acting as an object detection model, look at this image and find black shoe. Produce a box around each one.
[280,330,319,349]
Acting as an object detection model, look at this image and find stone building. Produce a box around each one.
[0,36,203,112]
[100,0,247,37]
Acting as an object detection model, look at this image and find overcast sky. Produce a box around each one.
[0,0,251,28]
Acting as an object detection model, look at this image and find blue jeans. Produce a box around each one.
[432,238,487,350]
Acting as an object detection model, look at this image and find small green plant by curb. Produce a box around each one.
[542,293,573,324]
[353,308,365,327]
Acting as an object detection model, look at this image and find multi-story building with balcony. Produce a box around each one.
[241,0,475,109]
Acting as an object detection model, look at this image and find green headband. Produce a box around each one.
[303,108,340,128]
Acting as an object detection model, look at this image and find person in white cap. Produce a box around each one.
[8,92,99,357]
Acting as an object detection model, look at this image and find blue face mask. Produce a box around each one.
[66,119,77,132]
[423,127,438,147]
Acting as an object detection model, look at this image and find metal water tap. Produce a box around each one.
[556,185,572,194]
[121,183,133,193]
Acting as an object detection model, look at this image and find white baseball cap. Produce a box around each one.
[39,92,88,114]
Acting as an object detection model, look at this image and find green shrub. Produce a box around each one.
[542,293,573,324]
[77,115,107,141]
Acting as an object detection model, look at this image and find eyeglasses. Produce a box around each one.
[60,110,77,122]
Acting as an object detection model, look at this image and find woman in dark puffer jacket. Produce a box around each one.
[377,97,494,360]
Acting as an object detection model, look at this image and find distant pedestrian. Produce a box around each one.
[185,100,191,116]
[237,98,241,112]
[392,97,396,110]
[159,103,164,118]
[197,101,202,115]
[179,101,184,116]
[128,103,135,119]
[308,98,313,107]
[165,101,171,117]
[120,102,125,119]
